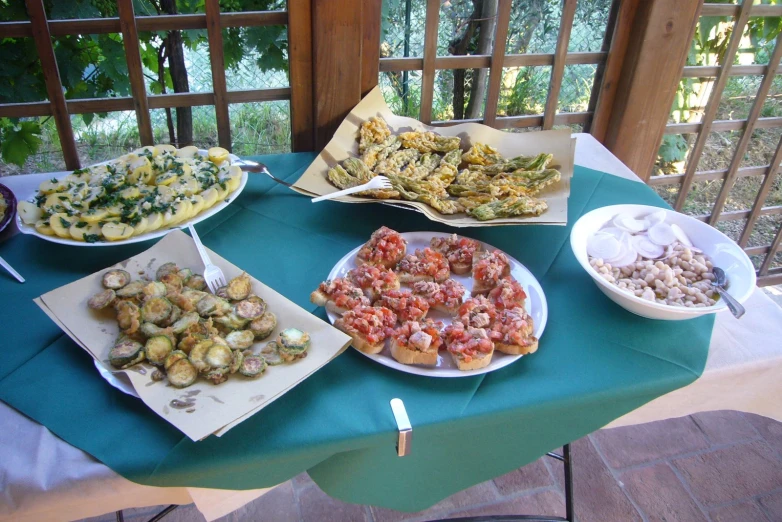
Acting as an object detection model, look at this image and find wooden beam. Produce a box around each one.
[702,4,782,17]
[739,133,782,247]
[361,0,382,97]
[483,0,512,128]
[0,88,291,118]
[674,0,753,210]
[431,111,590,129]
[204,0,231,150]
[378,52,606,73]
[648,165,771,186]
[710,31,782,227]
[116,0,153,146]
[681,64,778,78]
[0,11,288,38]
[312,0,363,148]
[25,0,80,170]
[590,0,640,142]
[543,0,577,130]
[757,270,782,287]
[419,0,441,124]
[288,0,314,151]
[600,0,702,181]
[665,116,782,134]
[759,222,782,276]
[584,0,621,133]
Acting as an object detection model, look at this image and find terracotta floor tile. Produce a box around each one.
[592,417,709,468]
[448,490,565,519]
[620,463,707,522]
[297,483,369,522]
[672,440,782,506]
[552,437,641,522]
[744,413,782,457]
[216,481,298,522]
[493,458,553,496]
[692,410,759,445]
[709,501,771,522]
[759,490,782,520]
[370,480,498,522]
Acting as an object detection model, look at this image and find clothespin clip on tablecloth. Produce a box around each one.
[390,398,412,457]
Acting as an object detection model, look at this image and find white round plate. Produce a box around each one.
[16,150,247,247]
[326,231,548,378]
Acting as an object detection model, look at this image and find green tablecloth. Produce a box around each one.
[0,154,713,511]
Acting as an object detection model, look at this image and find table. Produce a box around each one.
[1,134,780,522]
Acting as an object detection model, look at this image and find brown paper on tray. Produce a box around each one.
[292,86,575,227]
[37,230,351,441]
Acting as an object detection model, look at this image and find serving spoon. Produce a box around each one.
[712,267,745,319]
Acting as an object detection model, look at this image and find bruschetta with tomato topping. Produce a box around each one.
[310,278,370,314]
[377,289,430,322]
[442,322,494,371]
[456,295,498,329]
[334,305,397,354]
[489,306,537,355]
[411,279,467,315]
[346,264,400,302]
[471,250,511,295]
[487,276,527,310]
[390,319,444,365]
[396,247,450,283]
[356,226,407,269]
[429,234,483,275]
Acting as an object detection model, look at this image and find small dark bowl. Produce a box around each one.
[0,182,17,233]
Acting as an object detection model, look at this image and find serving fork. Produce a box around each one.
[311,176,393,203]
[187,223,226,293]
[235,159,294,188]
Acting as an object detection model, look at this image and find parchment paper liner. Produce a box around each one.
[37,230,351,441]
[292,86,575,227]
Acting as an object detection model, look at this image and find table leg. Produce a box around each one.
[115,504,178,522]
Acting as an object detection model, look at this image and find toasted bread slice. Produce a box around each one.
[355,255,398,270]
[310,290,354,315]
[390,337,438,365]
[451,261,472,275]
[450,348,493,370]
[494,338,538,355]
[334,305,397,355]
[341,327,385,354]
[397,273,434,284]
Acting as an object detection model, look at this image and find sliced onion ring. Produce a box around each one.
[631,234,664,259]
[605,241,638,268]
[599,226,628,241]
[670,223,693,247]
[647,223,676,246]
[645,210,667,228]
[587,232,621,260]
[613,213,648,233]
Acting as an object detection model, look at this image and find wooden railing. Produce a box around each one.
[638,0,782,286]
[1,0,780,285]
[0,0,300,170]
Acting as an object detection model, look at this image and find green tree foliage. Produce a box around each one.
[0,0,287,167]
[661,0,782,169]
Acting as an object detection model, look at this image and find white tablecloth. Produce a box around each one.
[1,134,780,522]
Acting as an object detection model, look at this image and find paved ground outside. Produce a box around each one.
[79,289,782,522]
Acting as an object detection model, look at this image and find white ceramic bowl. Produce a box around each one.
[570,204,756,320]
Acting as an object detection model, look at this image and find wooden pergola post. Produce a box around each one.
[292,0,381,150]
[592,0,702,181]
